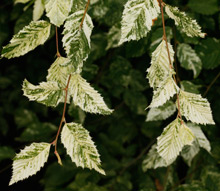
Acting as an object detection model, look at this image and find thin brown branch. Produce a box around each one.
[51,74,71,164]
[80,0,91,29]
[203,71,220,97]
[56,27,61,57]
[159,0,183,121]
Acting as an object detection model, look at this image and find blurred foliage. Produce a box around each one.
[0,0,220,190]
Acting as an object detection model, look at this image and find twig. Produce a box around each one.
[80,0,90,29]
[159,0,183,122]
[203,71,220,97]
[55,27,61,57]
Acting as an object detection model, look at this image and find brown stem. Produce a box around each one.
[51,74,71,164]
[56,27,61,57]
[203,71,220,97]
[160,0,183,121]
[80,0,90,29]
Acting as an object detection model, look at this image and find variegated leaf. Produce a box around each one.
[181,143,200,166]
[142,144,175,172]
[14,0,31,4]
[45,0,72,27]
[147,40,174,89]
[106,23,121,50]
[33,0,45,21]
[146,100,176,121]
[61,122,105,175]
[165,4,205,38]
[178,90,215,125]
[1,20,51,59]
[22,79,65,107]
[119,0,160,44]
[157,118,195,162]
[9,142,50,185]
[69,74,113,115]
[177,43,202,78]
[62,11,94,73]
[148,74,179,108]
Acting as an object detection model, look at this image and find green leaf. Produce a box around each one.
[119,0,160,44]
[61,122,105,175]
[14,0,31,4]
[147,40,174,89]
[157,118,195,162]
[146,101,176,121]
[106,23,121,50]
[148,74,179,108]
[188,0,219,15]
[0,146,15,161]
[46,57,72,87]
[69,74,113,115]
[22,79,65,107]
[9,142,51,185]
[195,38,220,69]
[45,0,72,27]
[176,181,207,191]
[165,4,205,38]
[62,11,94,73]
[142,144,175,172]
[33,0,45,21]
[178,90,215,125]
[180,81,201,94]
[1,20,51,59]
[177,43,202,78]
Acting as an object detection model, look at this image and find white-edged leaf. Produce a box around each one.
[61,122,105,175]
[62,11,94,73]
[69,74,113,115]
[14,0,31,4]
[148,74,179,108]
[9,142,50,185]
[119,0,160,44]
[178,90,215,125]
[33,0,45,21]
[45,0,72,27]
[146,100,176,121]
[181,143,200,166]
[22,79,66,107]
[165,4,205,38]
[187,123,211,152]
[147,40,174,89]
[1,20,51,59]
[177,43,202,78]
[142,144,175,172]
[46,57,72,87]
[157,118,195,162]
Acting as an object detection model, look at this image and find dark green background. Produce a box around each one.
[0,0,220,190]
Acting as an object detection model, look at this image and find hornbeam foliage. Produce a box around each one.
[33,0,45,21]
[119,0,160,44]
[147,40,174,89]
[22,79,64,107]
[178,90,215,125]
[61,123,105,175]
[157,118,195,162]
[148,75,179,108]
[181,143,200,166]
[45,0,72,27]
[165,4,205,38]
[142,144,175,172]
[9,143,50,185]
[69,74,113,115]
[14,0,31,4]
[62,11,94,73]
[1,20,51,59]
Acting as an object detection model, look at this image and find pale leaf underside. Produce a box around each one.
[45,0,72,27]
[69,74,113,115]
[157,118,195,162]
[61,122,105,175]
[9,142,50,185]
[147,40,174,89]
[1,20,51,59]
[119,0,160,44]
[33,0,45,21]
[148,75,179,108]
[165,4,205,38]
[62,11,94,73]
[178,90,215,125]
